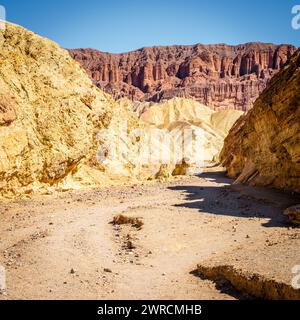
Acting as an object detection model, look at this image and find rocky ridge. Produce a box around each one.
[0,23,243,199]
[69,43,296,111]
[220,49,300,193]
[0,22,144,198]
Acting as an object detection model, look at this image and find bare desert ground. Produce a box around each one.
[0,166,299,300]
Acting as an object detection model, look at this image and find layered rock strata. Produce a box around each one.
[69,43,296,111]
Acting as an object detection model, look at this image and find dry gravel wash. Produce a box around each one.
[0,167,300,300]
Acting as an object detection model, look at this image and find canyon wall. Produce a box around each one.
[69,43,296,111]
[220,49,300,192]
[0,22,142,198]
[0,23,245,198]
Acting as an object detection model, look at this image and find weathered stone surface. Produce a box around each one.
[127,97,243,164]
[0,22,140,198]
[220,49,300,193]
[0,23,246,198]
[69,43,296,111]
[284,205,300,225]
[0,94,17,125]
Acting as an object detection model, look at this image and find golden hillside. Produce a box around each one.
[0,23,143,198]
[0,23,243,198]
[130,98,243,163]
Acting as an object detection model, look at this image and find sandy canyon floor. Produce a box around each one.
[0,166,300,300]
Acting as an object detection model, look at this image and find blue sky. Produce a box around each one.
[1,0,300,52]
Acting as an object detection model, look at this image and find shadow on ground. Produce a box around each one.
[169,171,300,228]
[190,269,253,300]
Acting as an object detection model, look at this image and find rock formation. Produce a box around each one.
[126,97,243,166]
[69,43,296,111]
[0,22,143,198]
[284,205,300,225]
[220,49,300,193]
[0,23,243,198]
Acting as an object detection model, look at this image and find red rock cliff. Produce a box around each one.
[69,43,296,111]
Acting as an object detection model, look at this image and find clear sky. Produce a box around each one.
[1,0,300,52]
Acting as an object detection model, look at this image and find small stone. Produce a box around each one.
[283,205,300,225]
[104,268,112,273]
[127,241,136,250]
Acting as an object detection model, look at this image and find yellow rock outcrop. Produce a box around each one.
[0,23,244,199]
[0,23,141,198]
[131,97,243,163]
[220,49,300,192]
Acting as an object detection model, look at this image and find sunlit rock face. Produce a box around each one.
[118,97,243,169]
[220,49,300,193]
[69,43,296,111]
[0,22,143,198]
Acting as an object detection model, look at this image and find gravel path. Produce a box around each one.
[0,167,299,300]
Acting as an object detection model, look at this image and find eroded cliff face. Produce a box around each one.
[69,43,296,111]
[0,23,246,198]
[0,22,142,198]
[220,49,300,192]
[118,97,243,167]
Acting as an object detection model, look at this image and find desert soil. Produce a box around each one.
[0,166,299,300]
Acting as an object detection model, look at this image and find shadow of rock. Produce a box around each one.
[169,171,300,228]
[190,269,253,300]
